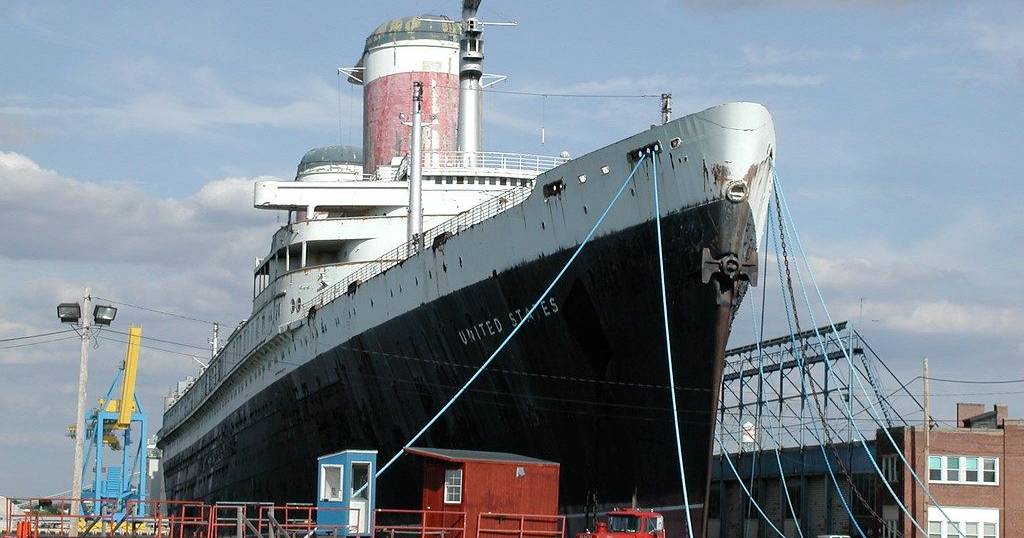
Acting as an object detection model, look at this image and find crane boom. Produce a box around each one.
[116,326,142,427]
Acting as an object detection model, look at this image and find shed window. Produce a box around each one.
[444,468,463,504]
[321,465,343,501]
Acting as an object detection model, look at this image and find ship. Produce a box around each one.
[157,1,776,532]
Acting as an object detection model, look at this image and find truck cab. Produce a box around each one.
[576,508,665,538]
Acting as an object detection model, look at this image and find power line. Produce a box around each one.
[0,329,76,342]
[923,375,1024,385]
[0,334,79,350]
[94,297,221,325]
[434,83,660,99]
[101,327,209,352]
[98,335,206,361]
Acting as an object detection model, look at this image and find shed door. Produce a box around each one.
[350,463,371,533]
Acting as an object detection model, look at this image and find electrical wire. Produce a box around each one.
[922,376,1024,384]
[0,334,79,350]
[101,327,209,352]
[93,297,221,325]
[0,329,76,342]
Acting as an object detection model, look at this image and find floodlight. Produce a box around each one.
[92,305,118,325]
[57,302,82,323]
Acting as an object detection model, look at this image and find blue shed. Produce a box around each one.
[316,449,378,536]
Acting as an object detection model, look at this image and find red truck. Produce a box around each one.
[576,508,665,538]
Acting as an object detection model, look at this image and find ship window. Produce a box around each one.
[321,464,343,502]
[444,468,463,504]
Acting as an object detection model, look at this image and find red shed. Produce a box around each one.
[405,447,561,538]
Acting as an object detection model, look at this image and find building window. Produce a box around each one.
[881,454,900,483]
[444,468,463,504]
[928,456,999,485]
[927,507,999,538]
[946,457,961,481]
[929,456,943,481]
[966,457,979,482]
[882,517,899,538]
[983,459,997,483]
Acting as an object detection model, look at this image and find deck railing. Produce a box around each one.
[306,186,532,314]
[422,151,568,173]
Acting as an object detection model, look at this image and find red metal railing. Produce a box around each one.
[373,509,466,538]
[2,498,354,538]
[476,513,565,538]
[3,497,212,538]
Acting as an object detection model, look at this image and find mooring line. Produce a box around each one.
[650,150,696,538]
[775,175,966,538]
[375,154,649,479]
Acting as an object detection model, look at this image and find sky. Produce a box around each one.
[1,0,1022,496]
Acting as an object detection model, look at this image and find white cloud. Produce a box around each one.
[741,45,863,66]
[855,299,1024,336]
[0,151,277,265]
[740,73,827,87]
[0,65,358,136]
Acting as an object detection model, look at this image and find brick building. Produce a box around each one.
[876,403,1024,538]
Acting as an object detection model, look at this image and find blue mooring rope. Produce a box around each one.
[375,154,649,479]
[768,200,866,538]
[650,151,696,538]
[774,174,966,538]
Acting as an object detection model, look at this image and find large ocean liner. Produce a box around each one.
[158,1,776,529]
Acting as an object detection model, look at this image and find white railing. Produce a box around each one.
[422,150,569,173]
[306,185,533,313]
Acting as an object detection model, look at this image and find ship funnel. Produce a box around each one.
[457,0,484,158]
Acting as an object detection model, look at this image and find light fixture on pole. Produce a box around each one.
[57,288,116,535]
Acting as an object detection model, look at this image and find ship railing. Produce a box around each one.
[307,186,533,315]
[477,513,566,538]
[422,151,568,173]
[373,509,466,538]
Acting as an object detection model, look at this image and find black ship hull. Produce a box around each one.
[162,197,757,531]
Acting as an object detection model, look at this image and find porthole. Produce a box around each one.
[670,137,682,149]
[601,165,610,175]
[578,174,587,184]
[541,222,546,230]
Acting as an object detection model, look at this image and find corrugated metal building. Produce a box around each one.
[707,441,878,538]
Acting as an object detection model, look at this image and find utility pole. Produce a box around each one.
[660,93,672,124]
[70,288,92,534]
[408,81,424,252]
[923,356,930,451]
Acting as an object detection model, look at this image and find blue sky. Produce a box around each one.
[1,1,1022,496]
